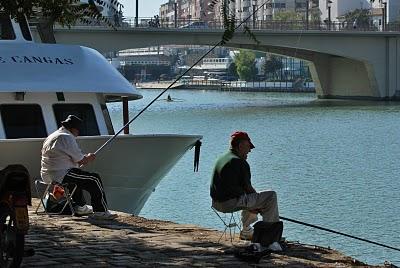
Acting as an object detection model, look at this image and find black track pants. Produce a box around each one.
[62,168,108,212]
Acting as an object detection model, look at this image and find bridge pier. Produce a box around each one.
[258,39,400,100]
[309,55,379,100]
[309,37,400,100]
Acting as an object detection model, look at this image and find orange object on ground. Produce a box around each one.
[52,185,65,200]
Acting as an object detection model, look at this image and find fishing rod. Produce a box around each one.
[280,216,400,252]
[94,0,271,155]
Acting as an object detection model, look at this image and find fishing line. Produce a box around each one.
[95,0,272,155]
[280,216,400,252]
[91,3,399,254]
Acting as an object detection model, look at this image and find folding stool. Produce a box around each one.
[211,206,242,243]
[34,179,77,215]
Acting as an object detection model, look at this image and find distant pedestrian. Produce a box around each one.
[353,19,357,29]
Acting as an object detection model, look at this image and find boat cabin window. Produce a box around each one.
[0,104,47,139]
[53,104,100,136]
[0,13,16,40]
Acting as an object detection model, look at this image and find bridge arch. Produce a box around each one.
[37,27,400,100]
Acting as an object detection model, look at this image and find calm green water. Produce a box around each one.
[108,89,400,266]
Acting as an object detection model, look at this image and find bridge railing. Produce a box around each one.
[52,16,400,32]
[117,17,400,32]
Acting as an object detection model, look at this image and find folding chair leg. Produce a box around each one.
[35,181,51,214]
[59,185,77,216]
[212,206,240,244]
[218,227,228,243]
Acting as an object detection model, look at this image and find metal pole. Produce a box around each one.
[280,216,400,252]
[253,5,256,29]
[328,6,331,30]
[122,97,129,134]
[94,0,271,155]
[174,2,178,28]
[306,0,309,30]
[135,0,139,27]
[383,2,387,31]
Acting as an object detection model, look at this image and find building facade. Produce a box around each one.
[370,0,400,26]
[159,0,322,24]
[159,0,214,23]
[319,0,400,24]
[208,0,314,23]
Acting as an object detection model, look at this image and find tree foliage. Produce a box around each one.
[209,0,261,45]
[342,9,371,29]
[234,50,256,81]
[274,11,303,21]
[227,61,238,79]
[263,55,283,78]
[0,0,123,27]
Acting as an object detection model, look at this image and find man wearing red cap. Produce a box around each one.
[210,131,279,240]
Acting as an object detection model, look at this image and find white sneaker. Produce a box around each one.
[268,242,283,252]
[239,228,254,240]
[90,211,118,220]
[74,205,93,216]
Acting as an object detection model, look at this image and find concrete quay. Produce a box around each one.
[22,199,386,267]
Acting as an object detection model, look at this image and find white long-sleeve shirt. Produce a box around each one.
[40,127,85,183]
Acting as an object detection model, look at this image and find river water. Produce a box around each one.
[107,89,400,266]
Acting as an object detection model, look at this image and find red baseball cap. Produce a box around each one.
[230,131,255,149]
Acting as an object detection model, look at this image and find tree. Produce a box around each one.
[310,0,322,23]
[209,0,259,45]
[0,0,122,43]
[342,9,371,29]
[234,50,257,81]
[263,55,283,80]
[274,11,303,22]
[227,61,239,80]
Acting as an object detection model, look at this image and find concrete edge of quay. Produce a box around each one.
[135,82,316,93]
[20,198,393,267]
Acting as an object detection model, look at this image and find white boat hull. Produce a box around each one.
[0,134,201,215]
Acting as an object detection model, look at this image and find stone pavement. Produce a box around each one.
[21,199,385,267]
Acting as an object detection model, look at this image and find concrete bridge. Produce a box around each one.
[31,26,400,100]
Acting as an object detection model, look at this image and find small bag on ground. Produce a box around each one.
[233,244,270,263]
[251,221,283,247]
[45,194,73,215]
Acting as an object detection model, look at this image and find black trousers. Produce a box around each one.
[62,168,108,212]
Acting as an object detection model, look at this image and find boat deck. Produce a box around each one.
[22,199,384,267]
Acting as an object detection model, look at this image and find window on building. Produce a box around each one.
[1,104,47,138]
[274,3,286,9]
[296,2,307,9]
[53,104,100,136]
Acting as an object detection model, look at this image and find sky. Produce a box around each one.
[119,0,166,18]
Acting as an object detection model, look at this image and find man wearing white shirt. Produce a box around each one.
[41,115,117,220]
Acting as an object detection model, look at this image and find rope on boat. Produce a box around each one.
[193,140,202,172]
[280,216,400,252]
[94,1,272,156]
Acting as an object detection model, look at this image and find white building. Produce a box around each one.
[212,0,310,22]
[319,0,400,24]
[370,0,400,26]
[319,0,370,23]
